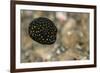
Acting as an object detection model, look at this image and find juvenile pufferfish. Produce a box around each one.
[28,17,57,45]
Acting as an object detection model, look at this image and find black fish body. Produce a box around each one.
[28,17,57,45]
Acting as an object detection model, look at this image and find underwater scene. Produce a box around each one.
[20,10,89,63]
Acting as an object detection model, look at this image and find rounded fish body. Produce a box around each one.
[28,17,57,45]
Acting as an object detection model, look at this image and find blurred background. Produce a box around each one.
[21,10,89,63]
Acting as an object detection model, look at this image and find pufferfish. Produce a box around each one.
[28,17,57,45]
